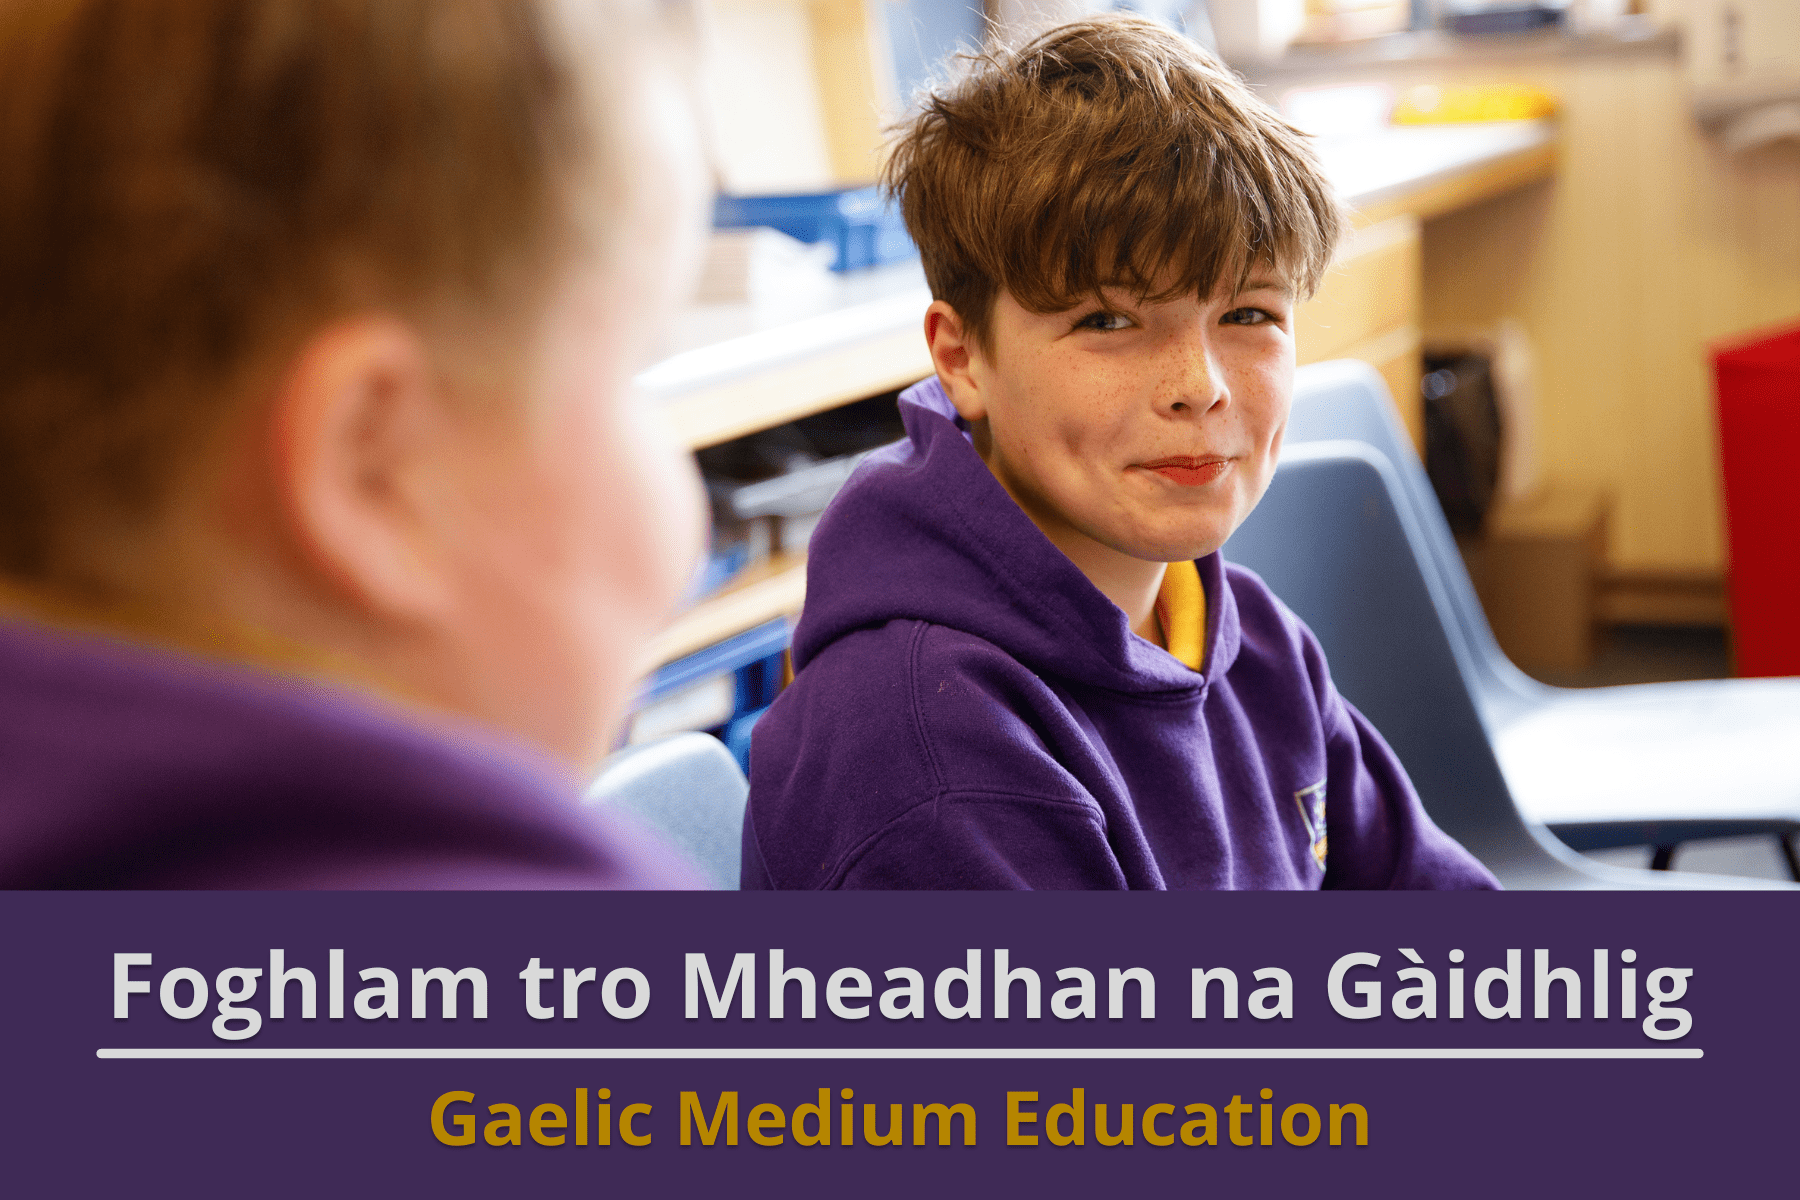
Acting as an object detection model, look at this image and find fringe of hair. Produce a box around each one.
[884,15,1346,353]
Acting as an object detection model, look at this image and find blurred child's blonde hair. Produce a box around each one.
[0,0,672,580]
[884,14,1345,353]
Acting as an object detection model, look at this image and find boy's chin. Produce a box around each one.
[1121,534,1232,565]
[1110,517,1239,565]
[1077,506,1242,566]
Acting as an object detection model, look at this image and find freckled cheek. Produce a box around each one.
[1044,410,1131,483]
[1002,358,1135,479]
[1238,372,1290,448]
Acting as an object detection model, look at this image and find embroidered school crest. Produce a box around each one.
[1294,781,1328,869]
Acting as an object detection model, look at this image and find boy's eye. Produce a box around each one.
[1220,306,1280,326]
[1074,310,1134,332]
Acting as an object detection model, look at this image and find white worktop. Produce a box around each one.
[1313,119,1554,213]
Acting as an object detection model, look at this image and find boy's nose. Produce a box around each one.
[1162,340,1229,416]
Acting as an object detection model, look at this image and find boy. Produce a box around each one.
[743,17,1497,890]
[0,0,707,888]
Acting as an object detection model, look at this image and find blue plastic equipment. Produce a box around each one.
[713,187,915,273]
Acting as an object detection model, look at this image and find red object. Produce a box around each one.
[1713,321,1800,677]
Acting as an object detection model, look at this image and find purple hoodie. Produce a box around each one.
[743,378,1498,891]
[0,615,695,889]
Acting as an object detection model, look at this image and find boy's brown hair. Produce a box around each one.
[884,15,1344,353]
[0,0,662,581]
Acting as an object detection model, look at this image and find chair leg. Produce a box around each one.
[1779,833,1800,883]
[1649,844,1678,871]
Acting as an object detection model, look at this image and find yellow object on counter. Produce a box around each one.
[1391,84,1559,124]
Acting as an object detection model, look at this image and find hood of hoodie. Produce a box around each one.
[792,376,1243,696]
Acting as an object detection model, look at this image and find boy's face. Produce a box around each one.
[951,272,1296,568]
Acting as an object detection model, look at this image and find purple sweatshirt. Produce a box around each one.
[743,378,1498,891]
[0,616,695,889]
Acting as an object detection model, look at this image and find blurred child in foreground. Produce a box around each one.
[0,0,710,887]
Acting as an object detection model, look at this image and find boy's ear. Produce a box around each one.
[267,316,458,626]
[923,300,988,423]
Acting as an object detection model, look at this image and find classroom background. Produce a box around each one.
[595,0,1800,888]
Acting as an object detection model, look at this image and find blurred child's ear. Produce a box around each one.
[923,300,988,423]
[268,317,459,626]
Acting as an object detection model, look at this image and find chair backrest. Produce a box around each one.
[587,732,748,890]
[1223,441,1768,888]
[1284,360,1548,725]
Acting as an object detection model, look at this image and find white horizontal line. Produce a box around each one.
[96,1047,1702,1061]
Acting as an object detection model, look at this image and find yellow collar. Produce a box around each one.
[1153,559,1206,672]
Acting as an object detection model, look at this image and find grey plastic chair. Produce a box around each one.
[587,732,748,890]
[1224,441,1793,889]
[1282,360,1800,875]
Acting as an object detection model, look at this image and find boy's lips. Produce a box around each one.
[1139,455,1231,486]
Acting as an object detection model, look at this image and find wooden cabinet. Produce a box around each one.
[1265,37,1795,612]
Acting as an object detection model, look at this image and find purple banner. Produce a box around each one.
[3,892,1790,1196]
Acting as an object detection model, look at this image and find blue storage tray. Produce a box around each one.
[640,617,789,706]
[713,186,915,273]
[632,618,788,770]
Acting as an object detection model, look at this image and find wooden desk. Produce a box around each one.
[639,120,1559,671]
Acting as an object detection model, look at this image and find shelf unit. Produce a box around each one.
[639,262,934,451]
[635,264,934,676]
[641,551,810,676]
[663,324,930,451]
